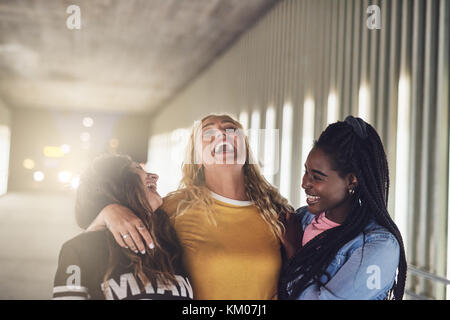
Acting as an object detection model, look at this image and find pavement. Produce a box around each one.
[0,191,82,299]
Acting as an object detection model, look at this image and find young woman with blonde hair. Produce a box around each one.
[85,114,294,299]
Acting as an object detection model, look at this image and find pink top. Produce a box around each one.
[302,212,341,246]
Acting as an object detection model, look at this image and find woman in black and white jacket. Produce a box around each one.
[52,154,193,300]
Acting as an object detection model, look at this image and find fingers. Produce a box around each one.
[122,226,146,254]
[110,224,154,254]
[134,226,150,254]
[136,225,155,250]
[120,231,140,254]
[106,221,132,250]
[103,204,155,254]
[110,229,129,249]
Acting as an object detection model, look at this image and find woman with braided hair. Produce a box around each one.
[279,116,407,300]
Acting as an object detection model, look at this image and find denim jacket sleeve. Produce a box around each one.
[299,232,400,300]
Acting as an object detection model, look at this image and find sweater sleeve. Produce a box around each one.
[298,234,400,300]
[52,242,90,300]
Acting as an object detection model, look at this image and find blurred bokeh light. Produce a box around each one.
[82,117,94,128]
[22,158,35,170]
[33,171,44,182]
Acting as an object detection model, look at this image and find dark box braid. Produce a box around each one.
[279,116,407,300]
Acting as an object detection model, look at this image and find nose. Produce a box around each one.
[216,129,227,138]
[147,173,158,181]
[301,172,312,190]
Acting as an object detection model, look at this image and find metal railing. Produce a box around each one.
[406,265,450,300]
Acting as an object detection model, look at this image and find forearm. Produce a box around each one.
[295,237,400,300]
[85,204,117,231]
[82,203,153,253]
[86,214,105,231]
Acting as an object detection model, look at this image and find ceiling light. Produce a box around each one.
[82,117,94,128]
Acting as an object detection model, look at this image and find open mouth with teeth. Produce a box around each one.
[213,141,235,156]
[146,182,158,193]
[306,194,321,206]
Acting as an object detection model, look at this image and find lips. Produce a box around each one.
[145,180,157,193]
[306,193,321,206]
[213,141,235,156]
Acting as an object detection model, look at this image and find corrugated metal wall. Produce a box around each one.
[149,0,450,299]
[0,99,11,196]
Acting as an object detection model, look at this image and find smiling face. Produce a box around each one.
[199,115,247,168]
[131,163,163,212]
[301,147,357,223]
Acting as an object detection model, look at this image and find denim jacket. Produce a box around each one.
[281,206,400,300]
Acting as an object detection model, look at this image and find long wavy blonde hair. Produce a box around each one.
[165,114,293,239]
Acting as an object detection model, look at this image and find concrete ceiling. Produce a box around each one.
[0,0,276,115]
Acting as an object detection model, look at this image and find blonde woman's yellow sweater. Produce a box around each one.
[162,192,281,300]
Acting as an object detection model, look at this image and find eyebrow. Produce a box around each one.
[304,164,328,177]
[312,169,328,177]
[202,120,235,129]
